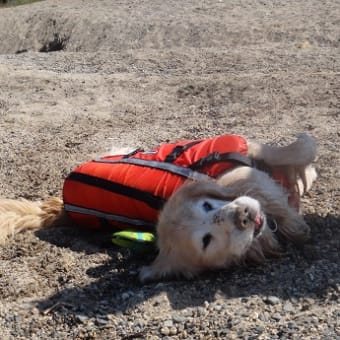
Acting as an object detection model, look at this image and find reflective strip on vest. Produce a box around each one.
[94,157,212,181]
[64,203,155,228]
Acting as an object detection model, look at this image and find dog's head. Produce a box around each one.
[139,181,268,283]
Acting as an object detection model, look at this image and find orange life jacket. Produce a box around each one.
[63,135,251,231]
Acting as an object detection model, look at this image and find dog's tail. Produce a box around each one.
[0,197,64,245]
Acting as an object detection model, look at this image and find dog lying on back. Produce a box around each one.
[0,134,317,282]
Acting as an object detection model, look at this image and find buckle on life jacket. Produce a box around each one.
[164,141,201,163]
[122,148,144,158]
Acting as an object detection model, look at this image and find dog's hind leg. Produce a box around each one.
[247,133,317,166]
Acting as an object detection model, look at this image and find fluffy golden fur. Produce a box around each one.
[0,134,317,282]
[139,167,310,282]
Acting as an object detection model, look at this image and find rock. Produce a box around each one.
[163,319,173,328]
[95,317,108,326]
[76,315,89,324]
[172,314,187,323]
[265,296,281,305]
[160,326,170,336]
[283,301,295,312]
[271,313,281,321]
[169,326,178,335]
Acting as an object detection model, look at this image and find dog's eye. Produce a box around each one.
[202,233,212,250]
[203,201,213,212]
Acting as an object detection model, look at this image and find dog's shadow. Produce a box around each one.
[35,213,339,319]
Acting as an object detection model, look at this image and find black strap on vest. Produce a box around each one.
[67,172,166,210]
[189,152,253,171]
[164,140,201,163]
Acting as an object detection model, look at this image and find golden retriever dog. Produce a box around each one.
[0,134,317,282]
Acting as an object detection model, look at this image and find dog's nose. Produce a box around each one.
[234,204,257,230]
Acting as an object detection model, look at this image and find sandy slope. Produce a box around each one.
[0,0,339,338]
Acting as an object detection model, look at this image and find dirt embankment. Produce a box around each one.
[0,0,339,339]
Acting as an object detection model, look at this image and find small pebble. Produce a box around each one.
[76,315,89,324]
[265,296,281,305]
[163,319,173,328]
[160,326,170,336]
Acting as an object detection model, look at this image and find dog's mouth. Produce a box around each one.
[253,213,265,238]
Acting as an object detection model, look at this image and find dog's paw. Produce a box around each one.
[294,133,317,165]
[297,164,318,195]
[139,261,195,283]
[274,160,317,201]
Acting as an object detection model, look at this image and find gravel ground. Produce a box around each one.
[0,0,339,339]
